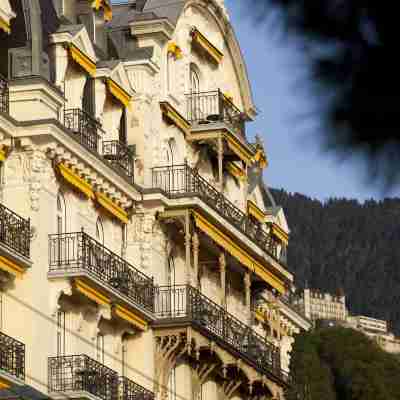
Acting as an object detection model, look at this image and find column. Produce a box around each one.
[192,230,200,288]
[219,251,226,308]
[185,212,192,285]
[217,135,224,190]
[244,271,251,325]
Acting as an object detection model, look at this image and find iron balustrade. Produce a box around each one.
[64,109,101,153]
[0,331,25,381]
[0,202,30,258]
[152,164,280,262]
[48,355,119,400]
[48,231,155,313]
[0,74,9,114]
[186,90,245,136]
[121,376,154,400]
[156,285,285,381]
[103,141,134,181]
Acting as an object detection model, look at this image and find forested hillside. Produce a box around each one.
[271,189,400,333]
[286,327,400,400]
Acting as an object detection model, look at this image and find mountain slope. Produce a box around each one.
[271,189,400,334]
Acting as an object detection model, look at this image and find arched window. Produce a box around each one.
[190,65,200,94]
[96,216,104,245]
[82,78,95,116]
[167,255,176,287]
[57,191,67,234]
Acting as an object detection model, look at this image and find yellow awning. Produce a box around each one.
[0,145,9,162]
[191,28,223,64]
[0,16,10,34]
[226,162,246,182]
[75,278,111,306]
[247,200,266,223]
[95,191,129,224]
[160,101,191,136]
[270,223,289,246]
[193,212,286,294]
[57,163,95,199]
[91,0,112,21]
[0,256,25,278]
[106,78,131,108]
[224,133,253,165]
[167,42,183,60]
[69,44,96,77]
[0,378,10,390]
[253,148,268,169]
[114,305,148,331]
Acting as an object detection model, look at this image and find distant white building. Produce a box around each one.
[299,288,347,322]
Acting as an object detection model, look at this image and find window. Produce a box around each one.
[167,256,176,287]
[82,78,95,116]
[57,191,67,234]
[190,65,200,94]
[96,333,104,364]
[96,216,104,245]
[57,310,66,356]
[119,108,127,145]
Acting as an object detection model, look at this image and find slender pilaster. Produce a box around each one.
[219,251,226,308]
[244,271,251,324]
[192,230,200,288]
[185,211,192,285]
[218,135,224,190]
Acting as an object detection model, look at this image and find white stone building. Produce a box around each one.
[0,1,300,400]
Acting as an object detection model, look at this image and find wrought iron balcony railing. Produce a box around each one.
[64,109,101,153]
[186,90,245,136]
[0,74,9,114]
[0,202,30,258]
[103,141,134,182]
[121,376,154,400]
[48,231,155,313]
[0,331,25,381]
[48,355,119,400]
[156,285,286,382]
[152,164,281,263]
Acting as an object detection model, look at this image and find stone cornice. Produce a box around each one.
[130,18,175,43]
[0,115,142,207]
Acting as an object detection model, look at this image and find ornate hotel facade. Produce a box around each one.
[0,1,307,400]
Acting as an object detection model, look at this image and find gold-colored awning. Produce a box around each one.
[114,305,148,331]
[75,278,111,306]
[0,256,25,278]
[0,145,9,162]
[0,16,10,34]
[106,78,131,108]
[69,44,96,77]
[191,28,223,64]
[95,192,129,224]
[226,162,246,182]
[224,133,253,165]
[247,200,266,223]
[57,163,95,199]
[253,148,268,169]
[160,101,191,136]
[193,211,286,294]
[91,0,112,21]
[270,223,289,246]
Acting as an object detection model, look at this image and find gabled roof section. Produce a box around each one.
[142,0,186,25]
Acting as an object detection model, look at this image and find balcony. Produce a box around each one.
[63,109,134,183]
[103,140,134,182]
[48,231,155,314]
[152,164,281,263]
[0,331,25,383]
[0,202,30,259]
[48,355,119,400]
[0,74,9,114]
[121,376,154,400]
[64,109,101,153]
[186,90,245,136]
[155,285,286,383]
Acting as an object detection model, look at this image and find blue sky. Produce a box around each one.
[225,0,400,202]
[112,1,400,201]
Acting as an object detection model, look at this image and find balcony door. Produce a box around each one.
[189,65,201,121]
